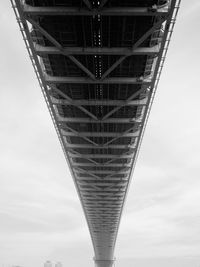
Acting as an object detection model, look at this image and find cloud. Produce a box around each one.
[1,1,200,267]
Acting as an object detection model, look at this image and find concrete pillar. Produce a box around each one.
[94,259,115,267]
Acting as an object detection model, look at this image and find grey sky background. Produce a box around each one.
[0,1,200,267]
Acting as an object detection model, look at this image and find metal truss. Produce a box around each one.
[11,0,181,266]
[23,4,169,17]
[35,44,160,56]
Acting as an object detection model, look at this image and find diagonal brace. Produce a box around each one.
[101,17,167,80]
[26,17,96,80]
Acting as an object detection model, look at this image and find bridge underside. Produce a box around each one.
[12,0,180,265]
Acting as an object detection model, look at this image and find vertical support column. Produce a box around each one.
[94,259,115,267]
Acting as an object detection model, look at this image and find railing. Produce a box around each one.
[10,0,69,168]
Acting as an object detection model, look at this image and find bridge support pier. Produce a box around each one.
[94,259,115,267]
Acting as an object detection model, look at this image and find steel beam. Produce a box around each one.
[101,87,148,121]
[35,43,160,56]
[101,17,166,80]
[65,143,135,150]
[53,87,98,120]
[86,207,121,211]
[99,0,109,8]
[80,188,125,192]
[76,177,129,181]
[82,0,92,9]
[83,197,123,201]
[89,213,120,216]
[90,221,117,224]
[89,216,119,219]
[90,219,117,222]
[85,205,122,209]
[45,74,151,85]
[74,166,101,179]
[23,4,168,16]
[62,129,139,138]
[82,192,124,196]
[52,97,147,106]
[75,169,129,175]
[63,132,138,138]
[69,153,133,159]
[27,18,96,80]
[84,200,121,204]
[72,162,132,167]
[77,175,128,180]
[57,116,142,124]
[78,181,127,186]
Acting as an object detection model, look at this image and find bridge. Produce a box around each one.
[11,0,180,266]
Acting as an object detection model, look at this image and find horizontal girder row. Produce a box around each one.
[84,201,122,205]
[58,116,142,124]
[90,220,118,223]
[89,218,118,221]
[84,201,124,205]
[88,214,120,218]
[83,195,123,199]
[86,205,123,209]
[79,186,126,191]
[84,200,124,204]
[72,162,132,167]
[76,177,129,181]
[84,206,122,209]
[66,143,136,149]
[23,5,169,16]
[45,75,151,85]
[89,216,119,219]
[83,196,123,200]
[76,172,129,177]
[63,131,139,138]
[69,153,134,159]
[35,43,160,56]
[52,96,147,106]
[12,0,180,264]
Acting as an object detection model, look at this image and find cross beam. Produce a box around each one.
[57,116,142,124]
[65,143,135,149]
[69,153,134,159]
[72,162,132,167]
[52,97,147,106]
[35,43,160,56]
[45,74,151,85]
[23,4,169,16]
[62,129,139,138]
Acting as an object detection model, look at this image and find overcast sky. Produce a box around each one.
[0,1,200,267]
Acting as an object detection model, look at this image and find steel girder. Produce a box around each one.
[11,0,180,266]
[23,4,170,16]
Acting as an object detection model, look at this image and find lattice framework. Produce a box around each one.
[11,0,180,265]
